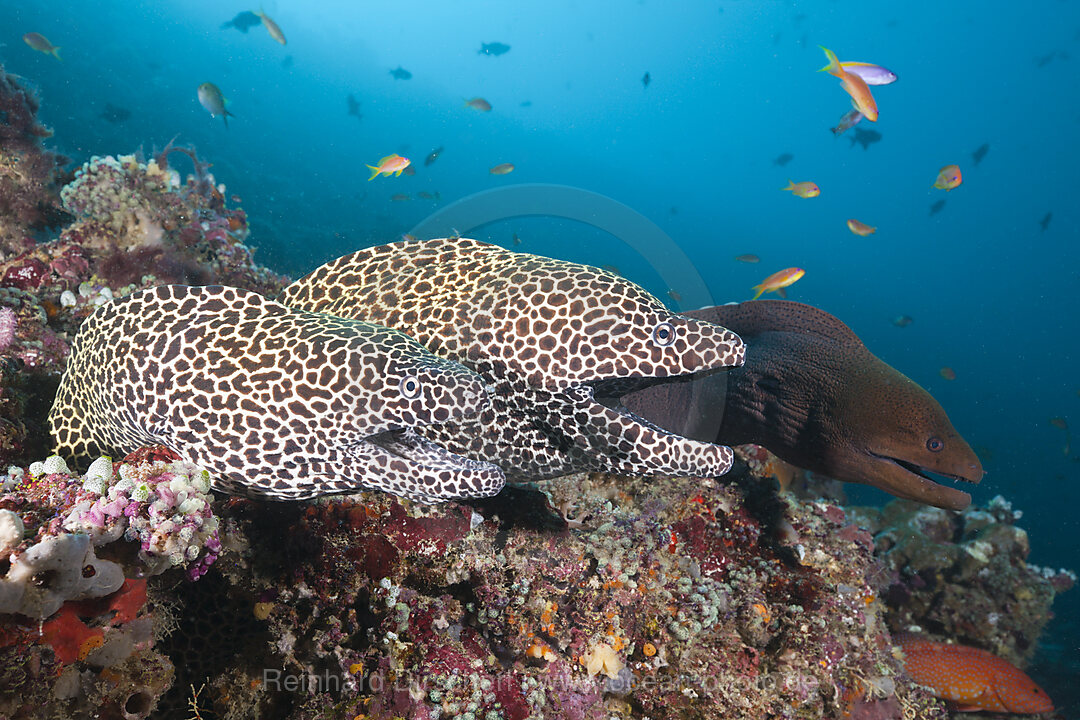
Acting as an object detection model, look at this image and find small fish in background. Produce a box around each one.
[667,289,683,304]
[402,164,416,176]
[255,10,286,45]
[891,315,913,327]
[366,154,411,180]
[782,180,820,198]
[197,82,234,128]
[735,254,760,264]
[599,264,621,276]
[849,126,882,150]
[424,147,443,166]
[99,103,131,124]
[221,11,261,33]
[642,72,651,88]
[23,33,61,60]
[933,164,962,191]
[751,267,804,300]
[416,191,441,201]
[846,218,876,236]
[512,233,523,246]
[971,142,990,166]
[346,94,362,121]
[929,199,946,216]
[520,100,532,107]
[829,61,898,86]
[830,109,862,135]
[773,152,794,166]
[390,193,410,202]
[818,46,879,121]
[1035,50,1057,67]
[281,55,294,69]
[939,367,956,381]
[465,97,492,112]
[401,234,418,243]
[390,66,412,80]
[1038,211,1052,231]
[489,163,515,175]
[1050,416,1071,455]
[478,42,511,56]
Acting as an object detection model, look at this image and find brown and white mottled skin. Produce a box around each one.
[280,237,746,481]
[48,285,505,502]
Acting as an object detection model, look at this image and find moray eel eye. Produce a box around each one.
[926,436,944,452]
[652,321,677,347]
[399,376,422,399]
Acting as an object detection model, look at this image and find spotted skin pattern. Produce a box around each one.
[49,285,505,502]
[281,237,747,481]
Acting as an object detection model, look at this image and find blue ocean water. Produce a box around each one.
[3,0,1078,710]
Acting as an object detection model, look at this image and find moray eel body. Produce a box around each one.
[622,301,983,510]
[281,237,746,480]
[49,285,505,502]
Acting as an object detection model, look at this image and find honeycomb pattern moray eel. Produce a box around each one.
[280,237,746,481]
[621,301,984,511]
[897,635,1054,714]
[49,285,505,502]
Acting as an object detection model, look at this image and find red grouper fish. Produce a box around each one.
[897,635,1054,714]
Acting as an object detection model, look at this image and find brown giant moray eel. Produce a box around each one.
[621,300,983,510]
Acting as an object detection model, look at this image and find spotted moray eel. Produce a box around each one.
[48,285,505,502]
[280,237,746,481]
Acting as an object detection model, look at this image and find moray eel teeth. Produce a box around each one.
[281,237,745,481]
[48,285,505,502]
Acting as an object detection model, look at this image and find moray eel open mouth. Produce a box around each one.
[865,450,982,510]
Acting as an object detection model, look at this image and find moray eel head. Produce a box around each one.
[831,353,984,510]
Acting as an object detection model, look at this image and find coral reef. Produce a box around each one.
[0,65,69,255]
[156,467,947,720]
[0,448,220,719]
[848,496,1075,669]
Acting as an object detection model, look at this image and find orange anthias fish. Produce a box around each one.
[465,97,493,112]
[751,267,804,300]
[23,32,61,60]
[819,46,879,122]
[939,366,957,381]
[366,154,411,180]
[782,180,820,198]
[934,164,963,191]
[846,218,876,236]
[897,635,1054,714]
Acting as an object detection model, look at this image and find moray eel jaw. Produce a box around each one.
[362,427,505,503]
[858,450,982,511]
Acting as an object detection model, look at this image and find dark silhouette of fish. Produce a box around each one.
[849,127,882,150]
[773,152,794,166]
[642,72,650,88]
[346,94,362,120]
[1035,51,1057,67]
[929,199,946,216]
[478,42,511,56]
[389,66,412,80]
[425,146,443,167]
[1039,212,1053,231]
[971,142,990,166]
[99,103,131,124]
[221,11,261,33]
